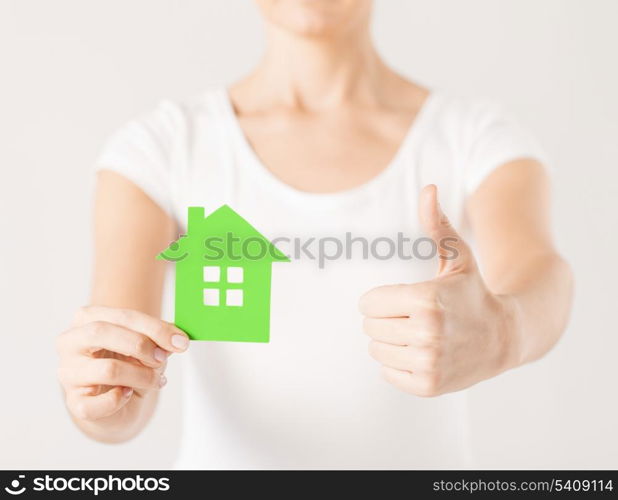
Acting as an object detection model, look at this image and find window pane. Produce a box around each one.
[203,266,220,282]
[203,288,220,306]
[226,289,243,307]
[227,267,243,283]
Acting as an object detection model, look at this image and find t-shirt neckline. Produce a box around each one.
[216,86,439,209]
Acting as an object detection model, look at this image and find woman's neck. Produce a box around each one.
[234,24,398,111]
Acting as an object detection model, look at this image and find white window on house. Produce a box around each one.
[203,266,221,282]
[203,265,244,307]
[203,288,220,306]
[226,289,243,307]
[227,267,243,283]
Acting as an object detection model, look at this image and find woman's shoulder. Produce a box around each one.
[423,89,549,194]
[97,87,232,157]
[426,89,513,131]
[128,87,229,130]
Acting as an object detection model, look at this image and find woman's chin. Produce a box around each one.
[283,17,343,38]
[257,0,371,39]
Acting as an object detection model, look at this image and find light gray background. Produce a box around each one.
[1,0,616,469]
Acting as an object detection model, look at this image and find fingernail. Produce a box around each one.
[122,387,133,398]
[171,334,189,351]
[159,375,167,388]
[154,347,168,362]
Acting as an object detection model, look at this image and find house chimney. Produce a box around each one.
[187,206,205,232]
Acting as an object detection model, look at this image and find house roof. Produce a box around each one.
[157,204,290,264]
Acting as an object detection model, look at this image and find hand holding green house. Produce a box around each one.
[158,205,289,343]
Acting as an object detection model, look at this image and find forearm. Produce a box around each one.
[493,252,574,367]
[60,170,177,444]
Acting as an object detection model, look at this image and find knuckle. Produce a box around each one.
[423,283,442,312]
[362,317,373,335]
[146,368,159,388]
[134,336,152,357]
[108,387,125,408]
[381,368,417,395]
[425,288,443,311]
[439,215,452,230]
[380,366,398,384]
[427,308,445,330]
[367,340,381,359]
[419,328,441,347]
[88,320,108,338]
[367,340,376,358]
[401,285,418,304]
[430,304,445,320]
[72,307,86,326]
[157,321,176,345]
[155,322,168,341]
[69,400,90,420]
[417,373,441,397]
[116,308,132,325]
[359,288,385,315]
[418,349,441,372]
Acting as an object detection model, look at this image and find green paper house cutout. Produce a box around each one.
[157,205,290,342]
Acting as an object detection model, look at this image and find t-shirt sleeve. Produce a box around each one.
[94,100,181,217]
[463,100,551,196]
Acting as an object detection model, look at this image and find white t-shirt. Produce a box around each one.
[96,87,547,469]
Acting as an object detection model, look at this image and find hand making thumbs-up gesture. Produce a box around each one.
[359,184,522,396]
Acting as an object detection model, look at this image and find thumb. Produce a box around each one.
[418,184,474,275]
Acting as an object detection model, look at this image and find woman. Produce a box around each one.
[56,0,573,469]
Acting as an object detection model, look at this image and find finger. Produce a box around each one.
[58,322,169,368]
[363,317,413,346]
[60,358,164,390]
[74,306,189,353]
[418,184,474,275]
[363,317,440,347]
[67,386,133,421]
[359,282,439,318]
[368,340,435,372]
[380,366,441,397]
[368,340,410,371]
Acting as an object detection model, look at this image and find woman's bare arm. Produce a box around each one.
[56,170,187,443]
[466,159,574,365]
[360,160,573,396]
[92,170,175,314]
